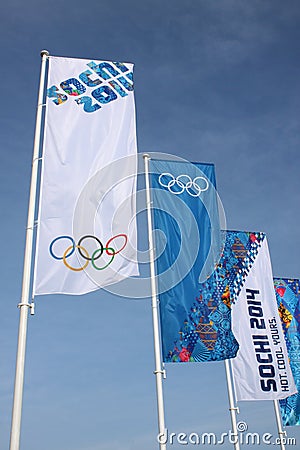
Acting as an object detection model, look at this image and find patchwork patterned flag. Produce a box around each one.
[231,234,297,400]
[149,159,239,363]
[33,56,139,295]
[274,278,300,425]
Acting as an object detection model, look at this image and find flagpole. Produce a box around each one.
[143,153,167,450]
[9,50,49,450]
[273,400,286,450]
[224,359,240,450]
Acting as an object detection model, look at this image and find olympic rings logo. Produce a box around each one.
[158,173,209,196]
[49,234,128,272]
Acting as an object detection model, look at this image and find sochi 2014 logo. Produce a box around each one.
[47,60,133,113]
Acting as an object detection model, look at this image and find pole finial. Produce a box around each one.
[40,50,50,57]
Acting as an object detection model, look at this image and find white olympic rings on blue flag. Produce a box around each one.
[158,173,209,197]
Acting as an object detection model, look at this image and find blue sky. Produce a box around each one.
[1,1,300,449]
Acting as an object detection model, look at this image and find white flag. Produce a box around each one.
[231,237,297,400]
[33,56,139,296]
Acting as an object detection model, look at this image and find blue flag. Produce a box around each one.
[149,159,238,362]
[274,278,300,425]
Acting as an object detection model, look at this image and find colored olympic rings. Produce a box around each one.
[49,234,127,271]
[49,235,75,260]
[78,235,103,260]
[92,247,115,271]
[158,173,209,197]
[106,234,128,255]
[63,245,89,272]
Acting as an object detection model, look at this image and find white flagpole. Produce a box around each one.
[10,50,49,450]
[143,153,167,450]
[224,359,240,450]
[273,400,286,450]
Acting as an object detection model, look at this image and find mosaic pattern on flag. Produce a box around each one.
[275,278,300,426]
[166,230,265,362]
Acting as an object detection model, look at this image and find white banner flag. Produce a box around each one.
[231,237,297,400]
[33,56,139,296]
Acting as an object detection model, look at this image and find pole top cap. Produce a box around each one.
[40,50,50,57]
